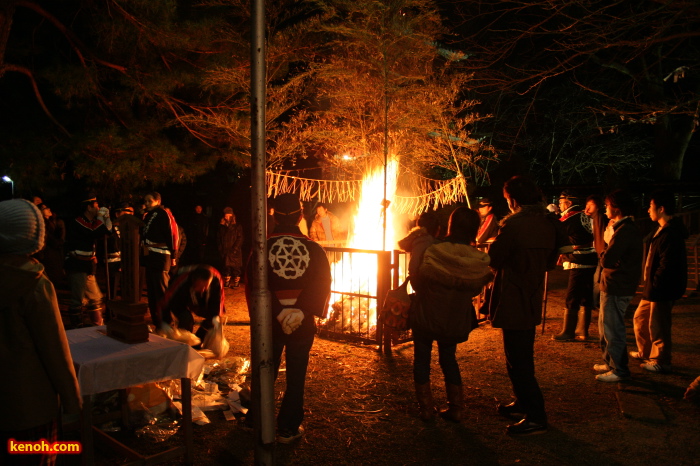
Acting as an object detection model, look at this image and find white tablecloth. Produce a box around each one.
[67,326,205,396]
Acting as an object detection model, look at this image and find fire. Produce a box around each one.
[348,159,399,250]
[324,159,402,337]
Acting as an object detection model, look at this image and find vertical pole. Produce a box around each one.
[382,66,388,252]
[250,0,276,463]
[541,271,549,335]
[377,251,391,352]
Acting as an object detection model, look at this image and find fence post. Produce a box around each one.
[377,251,391,352]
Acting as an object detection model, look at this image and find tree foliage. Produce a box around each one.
[449,0,699,183]
[0,0,236,197]
[301,0,495,187]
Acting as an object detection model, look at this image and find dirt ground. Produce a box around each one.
[84,268,700,466]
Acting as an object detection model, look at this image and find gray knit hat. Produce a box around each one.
[0,199,45,255]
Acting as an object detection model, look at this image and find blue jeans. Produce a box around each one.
[598,291,632,377]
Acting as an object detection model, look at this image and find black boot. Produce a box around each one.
[552,307,577,341]
[224,276,231,288]
[575,307,592,341]
[232,277,240,288]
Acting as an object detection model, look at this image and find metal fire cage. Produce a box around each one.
[318,247,409,351]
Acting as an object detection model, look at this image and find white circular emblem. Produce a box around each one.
[268,237,310,279]
[580,213,593,234]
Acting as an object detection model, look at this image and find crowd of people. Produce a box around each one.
[395,178,691,435]
[0,177,695,462]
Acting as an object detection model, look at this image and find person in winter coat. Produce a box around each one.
[584,194,608,322]
[0,199,82,466]
[141,192,179,328]
[217,207,244,288]
[475,197,499,245]
[245,193,332,443]
[552,191,598,342]
[34,203,66,286]
[594,189,643,383]
[631,190,688,373]
[64,196,111,327]
[409,207,493,423]
[487,176,571,435]
[157,265,225,342]
[309,203,344,243]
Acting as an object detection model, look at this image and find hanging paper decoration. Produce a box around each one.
[266,170,468,216]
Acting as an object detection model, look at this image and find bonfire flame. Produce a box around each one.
[324,160,400,336]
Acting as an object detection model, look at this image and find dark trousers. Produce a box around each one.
[502,327,547,425]
[143,252,170,327]
[273,317,316,432]
[247,316,316,433]
[412,328,461,386]
[174,305,218,341]
[565,267,596,312]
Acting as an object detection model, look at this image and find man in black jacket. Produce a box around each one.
[141,192,179,328]
[631,190,688,373]
[552,191,598,341]
[594,190,643,383]
[245,193,331,443]
[64,196,111,327]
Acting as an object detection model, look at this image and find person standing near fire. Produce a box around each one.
[64,196,111,327]
[0,199,82,466]
[631,190,687,373]
[309,203,343,244]
[141,192,179,329]
[552,191,598,341]
[475,197,499,245]
[408,207,493,423]
[487,176,571,435]
[217,207,244,288]
[245,192,331,443]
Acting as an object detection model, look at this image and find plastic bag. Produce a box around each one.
[380,279,412,331]
[201,316,230,359]
[157,322,201,347]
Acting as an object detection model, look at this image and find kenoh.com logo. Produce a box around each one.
[7,439,82,455]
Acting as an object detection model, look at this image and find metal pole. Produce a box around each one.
[250,0,275,462]
[541,271,549,335]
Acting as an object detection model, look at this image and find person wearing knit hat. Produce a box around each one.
[0,199,45,256]
[217,207,244,288]
[0,200,82,464]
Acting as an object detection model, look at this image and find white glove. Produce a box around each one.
[546,203,558,213]
[98,207,113,230]
[277,308,304,334]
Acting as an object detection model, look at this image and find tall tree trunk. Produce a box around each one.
[653,113,694,181]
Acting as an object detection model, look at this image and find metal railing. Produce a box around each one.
[318,247,408,349]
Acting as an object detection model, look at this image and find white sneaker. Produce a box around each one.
[641,362,671,373]
[277,425,304,444]
[593,363,611,372]
[596,371,629,383]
